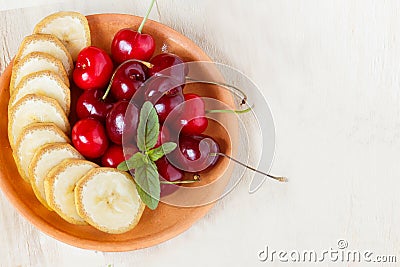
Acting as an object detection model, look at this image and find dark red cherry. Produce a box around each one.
[73,46,114,90]
[155,126,171,148]
[175,93,208,135]
[111,61,148,100]
[149,53,187,81]
[143,76,184,122]
[76,89,114,122]
[101,145,125,168]
[169,134,220,173]
[72,118,109,158]
[111,29,155,64]
[156,156,183,197]
[156,156,183,182]
[106,101,140,145]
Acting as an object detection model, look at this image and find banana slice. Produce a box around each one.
[33,11,91,61]
[13,123,70,183]
[9,70,70,115]
[44,159,98,225]
[10,52,69,93]
[14,34,73,76]
[8,94,70,149]
[75,168,145,234]
[29,143,83,210]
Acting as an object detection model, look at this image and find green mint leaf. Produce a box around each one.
[117,152,146,171]
[148,142,177,162]
[137,101,159,152]
[134,159,160,210]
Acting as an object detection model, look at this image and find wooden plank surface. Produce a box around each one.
[1,0,400,266]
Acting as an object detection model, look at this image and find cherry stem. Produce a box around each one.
[209,152,288,182]
[206,105,253,114]
[102,59,154,101]
[185,77,248,106]
[138,0,156,34]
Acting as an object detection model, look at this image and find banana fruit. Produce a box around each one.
[7,11,145,234]
[13,123,70,183]
[45,159,98,225]
[33,11,91,61]
[75,168,145,234]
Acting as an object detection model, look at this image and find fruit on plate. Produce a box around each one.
[13,123,70,183]
[111,0,156,63]
[14,34,73,76]
[29,143,83,210]
[74,168,145,234]
[71,118,109,159]
[9,70,71,115]
[33,11,91,61]
[110,60,148,100]
[75,88,114,122]
[73,46,114,90]
[101,145,125,168]
[44,159,98,225]
[10,51,69,93]
[8,94,70,149]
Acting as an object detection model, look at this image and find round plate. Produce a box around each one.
[0,14,235,251]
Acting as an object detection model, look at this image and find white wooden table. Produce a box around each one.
[1,1,400,266]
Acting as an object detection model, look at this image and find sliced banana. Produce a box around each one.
[8,94,70,149]
[33,11,91,61]
[10,52,69,93]
[75,168,145,234]
[44,159,98,225]
[9,70,70,115]
[29,143,83,210]
[13,123,70,183]
[14,34,73,76]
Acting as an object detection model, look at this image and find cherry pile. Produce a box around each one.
[71,44,219,193]
[71,0,286,200]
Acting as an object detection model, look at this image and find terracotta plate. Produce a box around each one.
[0,14,236,251]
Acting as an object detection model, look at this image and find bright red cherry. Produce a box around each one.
[106,100,140,145]
[111,29,155,64]
[73,46,114,90]
[75,89,114,122]
[111,60,148,100]
[169,134,220,173]
[101,145,125,168]
[175,93,208,135]
[110,0,156,63]
[149,53,187,81]
[72,118,109,158]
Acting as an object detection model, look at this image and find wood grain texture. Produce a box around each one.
[1,0,400,266]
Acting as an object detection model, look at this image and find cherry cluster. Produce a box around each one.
[71,34,220,189]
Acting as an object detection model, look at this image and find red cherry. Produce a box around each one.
[155,126,171,148]
[73,46,114,90]
[143,76,184,122]
[101,145,125,167]
[106,100,140,145]
[169,134,220,173]
[75,89,114,122]
[149,53,187,81]
[72,118,109,158]
[156,156,183,182]
[111,60,148,100]
[173,93,208,135]
[156,156,183,197]
[111,29,155,64]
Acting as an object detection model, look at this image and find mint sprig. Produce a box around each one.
[117,101,177,210]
